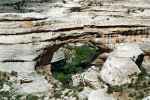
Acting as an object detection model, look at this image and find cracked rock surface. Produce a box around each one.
[0,0,149,100]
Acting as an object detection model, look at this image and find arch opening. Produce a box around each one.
[50,42,101,86]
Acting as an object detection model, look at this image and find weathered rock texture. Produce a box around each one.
[100,44,143,86]
[0,0,150,99]
[0,0,149,72]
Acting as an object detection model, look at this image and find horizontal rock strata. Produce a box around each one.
[0,0,150,99]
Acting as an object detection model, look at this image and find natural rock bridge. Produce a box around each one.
[0,0,150,99]
[0,13,150,72]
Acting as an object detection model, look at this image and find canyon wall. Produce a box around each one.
[0,0,149,99]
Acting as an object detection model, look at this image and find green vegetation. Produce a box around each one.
[107,73,150,100]
[0,79,15,100]
[52,44,99,86]
[26,94,39,100]
[0,79,41,100]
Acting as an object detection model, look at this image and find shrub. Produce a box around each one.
[52,44,99,86]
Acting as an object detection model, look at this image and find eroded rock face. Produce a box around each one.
[0,0,150,99]
[100,43,144,86]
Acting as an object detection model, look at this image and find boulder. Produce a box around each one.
[142,96,150,100]
[100,43,143,86]
[100,57,141,86]
[72,73,81,86]
[51,48,65,63]
[78,87,93,100]
[139,41,150,54]
[81,66,101,88]
[110,43,144,63]
[72,66,102,88]
[16,73,50,95]
[142,56,150,74]
[88,89,116,100]
[139,42,150,74]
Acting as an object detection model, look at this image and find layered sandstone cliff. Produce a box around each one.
[0,0,149,100]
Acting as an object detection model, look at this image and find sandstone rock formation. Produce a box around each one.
[0,0,149,99]
[100,43,143,86]
[88,89,116,100]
